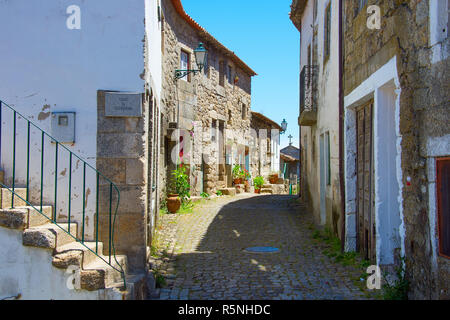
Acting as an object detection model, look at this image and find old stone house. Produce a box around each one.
[290,0,344,236]
[280,144,300,186]
[342,0,449,300]
[291,0,450,299]
[249,112,282,181]
[159,0,256,197]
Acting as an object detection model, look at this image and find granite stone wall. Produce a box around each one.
[344,0,449,299]
[160,0,253,196]
[96,91,148,273]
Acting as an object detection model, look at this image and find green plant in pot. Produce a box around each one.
[167,165,191,213]
[243,169,251,192]
[232,165,245,185]
[253,176,265,194]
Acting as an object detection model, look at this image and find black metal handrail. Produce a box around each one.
[0,99,125,288]
[300,65,317,114]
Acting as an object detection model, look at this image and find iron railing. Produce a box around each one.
[300,65,317,114]
[0,99,125,288]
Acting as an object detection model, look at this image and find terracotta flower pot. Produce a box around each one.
[244,180,250,192]
[255,189,261,194]
[269,174,278,184]
[233,178,242,185]
[167,194,181,213]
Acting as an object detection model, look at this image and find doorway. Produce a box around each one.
[356,101,376,262]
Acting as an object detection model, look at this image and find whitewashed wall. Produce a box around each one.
[0,0,146,239]
[146,0,163,101]
[299,0,341,227]
[0,228,124,300]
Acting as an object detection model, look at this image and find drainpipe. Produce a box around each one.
[339,0,346,252]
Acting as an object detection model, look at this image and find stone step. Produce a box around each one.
[23,223,78,249]
[234,184,245,194]
[53,241,104,269]
[0,206,53,229]
[260,188,273,194]
[262,184,273,189]
[218,188,236,196]
[0,188,27,209]
[81,255,128,291]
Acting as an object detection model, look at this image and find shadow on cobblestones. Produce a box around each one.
[151,194,378,300]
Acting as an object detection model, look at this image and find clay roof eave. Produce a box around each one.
[171,0,257,77]
[281,153,298,162]
[251,111,282,130]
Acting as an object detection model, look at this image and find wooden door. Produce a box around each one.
[356,102,376,262]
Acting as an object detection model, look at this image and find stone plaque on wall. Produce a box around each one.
[105,92,142,117]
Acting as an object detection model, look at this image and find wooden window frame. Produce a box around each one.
[180,49,191,82]
[227,64,233,85]
[219,61,225,87]
[437,157,450,259]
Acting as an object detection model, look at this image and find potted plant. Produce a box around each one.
[269,171,279,184]
[253,176,265,194]
[232,165,244,185]
[166,192,181,214]
[243,169,251,192]
[167,165,191,213]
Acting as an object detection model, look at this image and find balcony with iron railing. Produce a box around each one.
[299,65,318,126]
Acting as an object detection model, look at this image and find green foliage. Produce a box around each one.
[232,165,244,179]
[177,200,194,214]
[312,227,369,268]
[150,245,159,258]
[253,176,265,190]
[200,192,210,199]
[216,190,223,196]
[171,165,191,204]
[154,271,166,288]
[382,257,409,300]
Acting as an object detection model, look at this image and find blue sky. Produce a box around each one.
[182,0,300,149]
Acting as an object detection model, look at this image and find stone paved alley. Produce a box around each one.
[149,195,379,300]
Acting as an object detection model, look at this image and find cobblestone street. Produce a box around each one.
[150,195,379,300]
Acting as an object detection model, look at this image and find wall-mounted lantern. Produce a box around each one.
[175,42,208,80]
[280,119,288,134]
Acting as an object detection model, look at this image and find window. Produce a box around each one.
[219,61,225,86]
[437,158,450,258]
[324,3,331,62]
[242,104,247,120]
[180,50,190,82]
[325,132,331,185]
[211,120,217,142]
[227,65,233,85]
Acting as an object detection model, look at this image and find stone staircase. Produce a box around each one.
[0,173,145,299]
[260,183,288,195]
